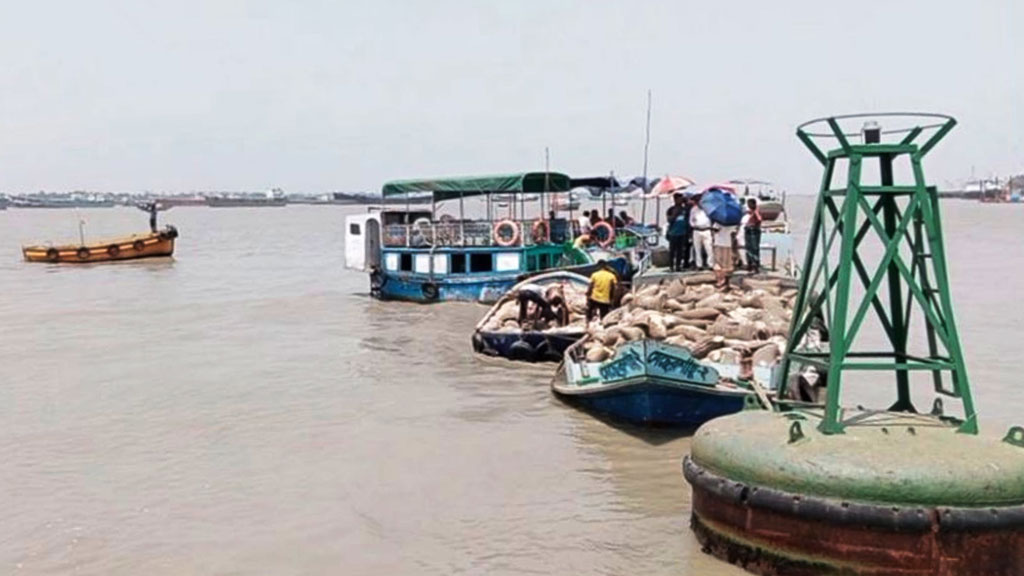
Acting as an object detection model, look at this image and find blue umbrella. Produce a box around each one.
[700,187,743,226]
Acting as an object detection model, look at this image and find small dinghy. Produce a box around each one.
[23,201,178,264]
[22,226,178,263]
[552,338,772,427]
[472,271,591,362]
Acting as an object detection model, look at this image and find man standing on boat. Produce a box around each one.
[666,192,691,272]
[138,201,160,233]
[690,198,714,269]
[586,260,618,323]
[712,224,737,289]
[744,198,763,274]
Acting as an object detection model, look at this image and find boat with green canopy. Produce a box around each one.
[344,172,632,303]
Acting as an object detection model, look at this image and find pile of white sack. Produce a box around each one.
[479,280,590,333]
[580,273,796,368]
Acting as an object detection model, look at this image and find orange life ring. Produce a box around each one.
[493,220,521,247]
[531,219,550,243]
[592,221,615,248]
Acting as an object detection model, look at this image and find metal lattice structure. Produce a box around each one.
[779,113,977,434]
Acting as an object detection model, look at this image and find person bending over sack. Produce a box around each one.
[516,283,567,329]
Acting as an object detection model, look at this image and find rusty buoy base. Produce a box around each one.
[684,411,1024,576]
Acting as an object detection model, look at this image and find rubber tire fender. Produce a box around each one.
[421,282,440,301]
[369,268,386,290]
[107,244,121,257]
[76,247,90,260]
[45,248,60,262]
[508,339,536,362]
[132,239,146,252]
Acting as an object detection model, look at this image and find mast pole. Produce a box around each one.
[640,89,652,225]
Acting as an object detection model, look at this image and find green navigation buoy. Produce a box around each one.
[684,113,1024,576]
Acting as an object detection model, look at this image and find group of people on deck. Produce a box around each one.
[571,209,636,249]
[665,192,762,288]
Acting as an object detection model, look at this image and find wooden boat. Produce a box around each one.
[472,271,590,362]
[552,338,772,427]
[22,226,178,263]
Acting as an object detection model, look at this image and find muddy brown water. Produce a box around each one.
[1,198,1021,575]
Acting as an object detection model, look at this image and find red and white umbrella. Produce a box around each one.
[644,175,696,198]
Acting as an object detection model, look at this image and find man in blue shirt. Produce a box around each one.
[665,193,692,271]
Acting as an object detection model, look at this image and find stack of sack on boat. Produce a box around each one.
[473,272,593,362]
[477,280,589,333]
[579,273,796,377]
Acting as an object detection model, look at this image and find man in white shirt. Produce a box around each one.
[689,202,714,269]
[577,211,592,237]
[737,206,750,269]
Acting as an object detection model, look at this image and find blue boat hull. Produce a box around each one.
[374,256,634,304]
[377,273,515,303]
[554,379,749,427]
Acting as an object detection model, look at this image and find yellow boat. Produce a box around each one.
[22,226,178,263]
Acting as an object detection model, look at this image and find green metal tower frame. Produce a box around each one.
[779,113,977,435]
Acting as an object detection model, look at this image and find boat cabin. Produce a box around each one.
[344,172,583,302]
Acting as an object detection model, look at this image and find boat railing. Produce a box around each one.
[381,220,564,249]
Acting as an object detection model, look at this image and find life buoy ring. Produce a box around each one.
[133,240,146,252]
[76,247,90,260]
[531,219,550,244]
[46,248,60,262]
[107,244,121,257]
[493,220,520,247]
[592,221,615,248]
[421,282,439,301]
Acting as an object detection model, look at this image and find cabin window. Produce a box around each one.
[400,253,413,272]
[470,253,493,273]
[349,223,361,235]
[539,253,550,269]
[527,255,538,271]
[495,252,520,272]
[414,254,432,274]
[384,253,399,271]
[432,254,448,275]
[451,253,467,274]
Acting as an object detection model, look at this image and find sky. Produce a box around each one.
[0,0,1020,195]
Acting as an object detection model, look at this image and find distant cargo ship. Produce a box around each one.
[156,196,207,207]
[10,194,115,208]
[206,188,287,208]
[206,196,287,207]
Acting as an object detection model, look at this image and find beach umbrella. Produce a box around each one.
[699,187,743,226]
[645,175,696,198]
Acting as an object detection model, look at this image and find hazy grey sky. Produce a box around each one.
[0,1,1019,194]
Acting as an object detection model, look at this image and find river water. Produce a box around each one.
[1,198,1022,575]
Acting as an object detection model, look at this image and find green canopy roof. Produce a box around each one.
[381,172,571,201]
